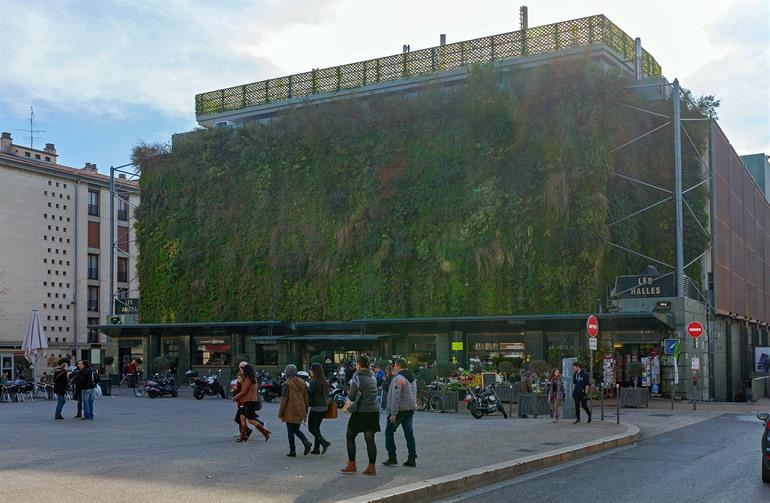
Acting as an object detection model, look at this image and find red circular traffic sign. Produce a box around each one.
[587,315,599,337]
[687,321,704,338]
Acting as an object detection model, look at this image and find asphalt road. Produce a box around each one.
[445,413,770,503]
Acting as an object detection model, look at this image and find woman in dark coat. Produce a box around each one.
[307,363,331,454]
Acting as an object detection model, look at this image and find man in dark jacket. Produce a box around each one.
[572,361,592,424]
[383,358,418,467]
[74,360,97,420]
[53,358,70,420]
[70,364,83,418]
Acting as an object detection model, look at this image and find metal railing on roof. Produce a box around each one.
[195,14,662,117]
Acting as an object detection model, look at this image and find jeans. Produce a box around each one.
[385,410,416,459]
[55,393,66,418]
[286,422,309,452]
[550,399,563,420]
[82,389,95,419]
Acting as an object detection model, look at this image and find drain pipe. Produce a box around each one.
[73,180,79,356]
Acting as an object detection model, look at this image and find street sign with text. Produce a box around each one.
[587,315,599,337]
[589,337,597,351]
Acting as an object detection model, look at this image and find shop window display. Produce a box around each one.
[192,336,231,366]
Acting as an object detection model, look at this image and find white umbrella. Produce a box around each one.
[22,310,48,378]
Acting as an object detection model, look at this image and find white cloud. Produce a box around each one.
[0,0,334,118]
[0,0,767,155]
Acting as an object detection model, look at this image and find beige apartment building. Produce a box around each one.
[0,132,140,378]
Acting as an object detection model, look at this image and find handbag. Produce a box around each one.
[324,401,338,419]
[344,387,363,414]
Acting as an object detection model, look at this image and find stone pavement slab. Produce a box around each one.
[0,388,627,503]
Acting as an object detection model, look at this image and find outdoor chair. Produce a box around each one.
[0,385,11,403]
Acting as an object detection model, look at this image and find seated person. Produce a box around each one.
[14,376,28,387]
[0,372,9,385]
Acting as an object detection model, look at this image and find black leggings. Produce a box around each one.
[347,429,376,464]
[308,411,327,449]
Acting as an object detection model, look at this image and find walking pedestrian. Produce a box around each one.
[549,368,565,423]
[53,358,70,420]
[379,362,393,413]
[340,354,380,476]
[232,364,271,442]
[307,363,332,454]
[278,364,312,457]
[383,358,417,467]
[571,361,591,424]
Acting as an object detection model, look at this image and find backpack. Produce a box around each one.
[87,368,100,387]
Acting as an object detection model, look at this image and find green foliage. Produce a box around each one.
[546,346,566,369]
[528,359,550,377]
[152,355,172,374]
[435,362,457,379]
[497,360,515,378]
[416,367,437,386]
[135,61,710,323]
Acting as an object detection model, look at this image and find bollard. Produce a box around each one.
[600,383,604,421]
[671,379,674,410]
[508,382,513,419]
[616,383,620,424]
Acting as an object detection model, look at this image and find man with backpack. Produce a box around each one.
[75,360,99,420]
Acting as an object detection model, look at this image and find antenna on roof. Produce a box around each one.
[519,6,528,30]
[14,106,45,149]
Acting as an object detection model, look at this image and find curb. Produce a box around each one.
[344,422,641,503]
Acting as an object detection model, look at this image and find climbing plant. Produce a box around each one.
[134,60,709,323]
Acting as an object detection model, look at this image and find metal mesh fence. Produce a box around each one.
[195,14,662,117]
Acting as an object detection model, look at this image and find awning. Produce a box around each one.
[250,334,398,343]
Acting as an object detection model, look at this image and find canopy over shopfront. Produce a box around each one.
[94,312,674,379]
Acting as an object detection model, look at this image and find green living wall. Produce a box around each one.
[135,60,709,323]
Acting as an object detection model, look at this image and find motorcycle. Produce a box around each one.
[329,380,348,409]
[757,412,770,482]
[186,369,227,400]
[258,371,281,403]
[466,384,508,419]
[143,373,177,399]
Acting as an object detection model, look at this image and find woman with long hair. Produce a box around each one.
[278,364,312,456]
[549,368,565,423]
[308,363,332,454]
[232,364,271,442]
[340,354,380,476]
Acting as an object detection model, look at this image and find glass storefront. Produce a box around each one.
[409,336,436,367]
[160,336,180,372]
[1,353,16,380]
[255,344,279,366]
[192,336,232,366]
[467,333,525,372]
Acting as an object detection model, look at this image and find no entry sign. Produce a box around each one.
[587,315,599,337]
[687,321,704,338]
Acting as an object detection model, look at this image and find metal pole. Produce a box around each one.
[634,37,642,80]
[616,383,620,424]
[601,383,604,421]
[671,378,675,410]
[109,166,115,317]
[673,79,685,298]
[508,382,513,419]
[589,349,594,415]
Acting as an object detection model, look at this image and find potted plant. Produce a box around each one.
[627,361,644,387]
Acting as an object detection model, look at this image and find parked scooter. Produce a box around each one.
[757,412,770,482]
[258,371,281,403]
[466,384,508,419]
[186,369,227,400]
[143,373,178,398]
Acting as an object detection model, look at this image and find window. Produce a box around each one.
[25,152,30,157]
[118,196,129,221]
[117,257,128,283]
[117,226,129,253]
[192,336,232,366]
[255,344,279,366]
[45,156,51,162]
[87,286,99,312]
[88,189,99,216]
[35,154,40,160]
[87,318,100,343]
[88,221,100,248]
[88,254,99,280]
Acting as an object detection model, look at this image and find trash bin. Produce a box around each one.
[100,377,112,396]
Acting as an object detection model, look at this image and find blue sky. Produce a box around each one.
[0,0,768,174]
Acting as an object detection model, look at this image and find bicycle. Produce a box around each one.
[416,387,430,411]
[133,372,145,397]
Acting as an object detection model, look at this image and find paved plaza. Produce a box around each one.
[1,387,634,503]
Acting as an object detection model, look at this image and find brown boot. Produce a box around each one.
[363,463,376,476]
[340,461,357,474]
[254,422,271,442]
[236,425,248,442]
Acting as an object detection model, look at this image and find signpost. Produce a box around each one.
[587,315,598,413]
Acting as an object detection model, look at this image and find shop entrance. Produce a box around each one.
[610,342,663,394]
